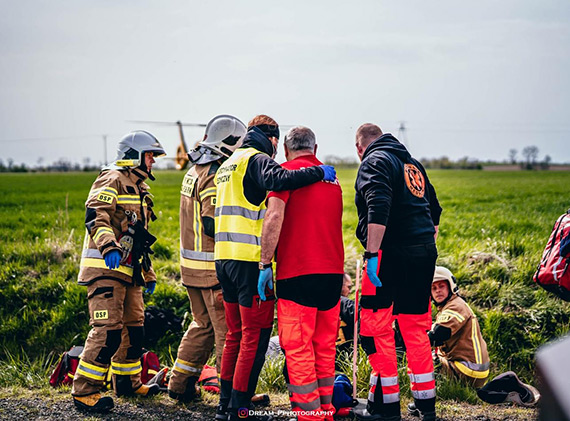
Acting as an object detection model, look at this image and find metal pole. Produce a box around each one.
[103,135,108,165]
[353,259,361,399]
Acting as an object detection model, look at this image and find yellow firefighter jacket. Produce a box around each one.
[78,168,156,286]
[179,162,219,287]
[434,294,490,379]
[214,148,265,262]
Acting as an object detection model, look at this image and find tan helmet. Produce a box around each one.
[433,266,459,295]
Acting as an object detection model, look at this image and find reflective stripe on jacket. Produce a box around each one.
[214,148,265,262]
[180,162,218,287]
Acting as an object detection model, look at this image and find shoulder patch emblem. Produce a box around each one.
[97,193,114,204]
[404,164,425,198]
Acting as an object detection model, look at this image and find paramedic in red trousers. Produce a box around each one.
[258,126,344,421]
[71,132,165,413]
[214,115,337,421]
[353,124,442,421]
[168,115,247,403]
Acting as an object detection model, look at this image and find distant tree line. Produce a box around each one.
[508,146,552,170]
[422,156,483,170]
[0,158,101,173]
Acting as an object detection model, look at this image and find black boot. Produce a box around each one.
[215,403,229,421]
[73,393,114,413]
[168,375,199,403]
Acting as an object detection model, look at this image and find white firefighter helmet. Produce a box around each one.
[433,266,459,295]
[108,131,166,169]
[200,114,246,158]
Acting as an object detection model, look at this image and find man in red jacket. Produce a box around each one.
[259,126,344,421]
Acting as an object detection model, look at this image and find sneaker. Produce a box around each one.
[73,393,114,413]
[215,404,228,421]
[407,403,436,421]
[353,408,401,421]
[407,402,420,417]
[134,383,161,397]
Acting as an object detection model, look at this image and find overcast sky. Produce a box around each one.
[1,0,569,166]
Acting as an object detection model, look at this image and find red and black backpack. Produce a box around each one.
[49,345,83,387]
[534,209,570,301]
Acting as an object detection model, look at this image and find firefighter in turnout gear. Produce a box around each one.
[408,266,490,417]
[168,115,247,403]
[71,131,165,413]
[353,124,442,421]
[429,267,489,386]
[214,115,337,421]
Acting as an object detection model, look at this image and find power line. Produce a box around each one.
[0,134,122,143]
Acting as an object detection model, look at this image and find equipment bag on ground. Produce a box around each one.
[534,209,570,301]
[50,347,161,388]
[49,345,83,387]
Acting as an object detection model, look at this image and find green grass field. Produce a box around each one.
[1,168,570,402]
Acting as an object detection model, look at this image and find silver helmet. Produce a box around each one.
[433,266,459,295]
[108,131,166,169]
[187,115,246,165]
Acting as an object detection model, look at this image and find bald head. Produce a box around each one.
[355,123,383,160]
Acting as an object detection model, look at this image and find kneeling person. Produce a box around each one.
[429,266,489,387]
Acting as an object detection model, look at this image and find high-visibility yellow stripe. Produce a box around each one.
[76,367,106,381]
[80,258,134,276]
[199,187,216,200]
[181,257,216,270]
[111,361,142,376]
[113,361,141,368]
[194,200,202,252]
[103,187,118,194]
[111,367,141,376]
[173,358,202,374]
[441,309,465,322]
[453,361,489,379]
[93,227,114,242]
[472,321,483,364]
[76,360,108,381]
[79,360,109,373]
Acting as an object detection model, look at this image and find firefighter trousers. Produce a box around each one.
[359,243,437,418]
[278,298,339,421]
[169,285,227,395]
[71,278,145,397]
[216,260,274,414]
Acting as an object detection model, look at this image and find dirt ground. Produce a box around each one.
[0,388,538,420]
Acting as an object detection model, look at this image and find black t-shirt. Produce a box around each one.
[276,274,342,311]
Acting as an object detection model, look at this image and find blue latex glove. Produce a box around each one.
[257,267,274,301]
[104,250,121,270]
[144,281,156,294]
[366,256,382,287]
[319,165,337,182]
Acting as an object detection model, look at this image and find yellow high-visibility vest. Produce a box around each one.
[214,148,266,262]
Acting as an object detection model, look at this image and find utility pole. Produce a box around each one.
[398,121,408,147]
[103,134,108,165]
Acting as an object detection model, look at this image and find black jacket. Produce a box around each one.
[242,127,325,205]
[355,133,442,248]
